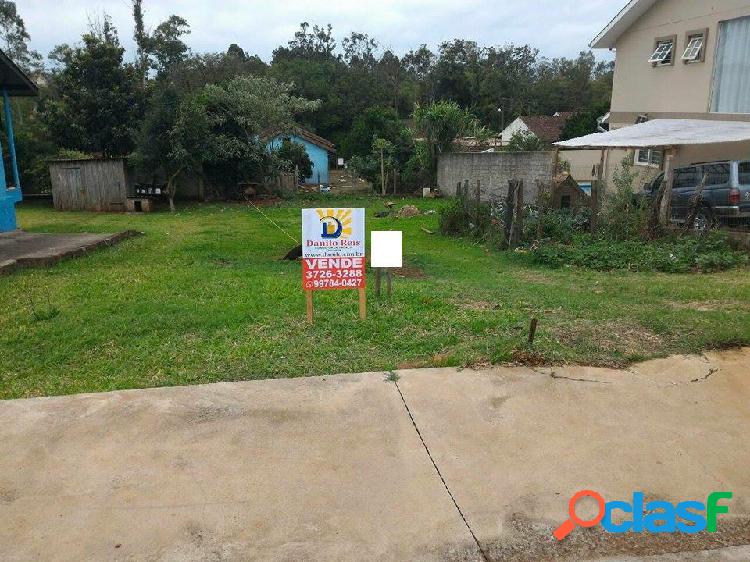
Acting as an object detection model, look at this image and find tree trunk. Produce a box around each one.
[167,169,182,213]
[380,148,386,196]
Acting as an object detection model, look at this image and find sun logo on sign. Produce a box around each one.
[317,208,353,239]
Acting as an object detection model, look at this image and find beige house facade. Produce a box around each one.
[583,0,750,188]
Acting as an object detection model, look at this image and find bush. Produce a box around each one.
[597,157,650,241]
[524,209,590,244]
[530,231,747,273]
[438,195,505,248]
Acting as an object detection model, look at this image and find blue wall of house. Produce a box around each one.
[267,135,329,185]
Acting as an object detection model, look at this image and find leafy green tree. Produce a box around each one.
[42,18,141,156]
[149,16,190,75]
[341,106,402,158]
[135,75,319,209]
[131,2,191,78]
[413,101,473,184]
[372,137,395,195]
[559,111,599,141]
[0,1,41,72]
[506,130,545,151]
[274,138,312,181]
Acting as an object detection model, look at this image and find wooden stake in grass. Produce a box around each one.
[305,290,314,322]
[528,317,538,346]
[358,287,367,320]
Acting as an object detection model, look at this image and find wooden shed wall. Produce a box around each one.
[50,160,129,212]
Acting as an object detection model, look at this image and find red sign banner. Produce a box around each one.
[302,257,366,290]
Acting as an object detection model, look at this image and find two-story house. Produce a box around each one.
[588,0,750,183]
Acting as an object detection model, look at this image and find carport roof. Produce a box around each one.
[555,119,750,150]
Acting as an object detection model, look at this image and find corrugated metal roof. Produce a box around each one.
[556,119,750,149]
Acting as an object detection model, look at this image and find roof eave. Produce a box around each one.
[589,0,657,51]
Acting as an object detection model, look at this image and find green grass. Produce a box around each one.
[2,196,749,399]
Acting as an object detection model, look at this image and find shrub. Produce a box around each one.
[438,195,506,248]
[530,231,747,273]
[598,157,650,241]
[524,209,590,244]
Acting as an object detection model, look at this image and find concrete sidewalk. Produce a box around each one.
[0,349,748,561]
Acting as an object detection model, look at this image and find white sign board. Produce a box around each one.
[301,208,366,290]
[371,231,403,268]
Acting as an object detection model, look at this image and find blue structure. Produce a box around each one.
[0,51,38,232]
[266,129,335,185]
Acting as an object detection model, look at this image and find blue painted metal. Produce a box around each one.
[4,90,20,194]
[0,89,16,231]
[267,134,330,185]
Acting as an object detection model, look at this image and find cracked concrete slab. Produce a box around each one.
[395,348,750,561]
[0,373,479,562]
[0,349,748,561]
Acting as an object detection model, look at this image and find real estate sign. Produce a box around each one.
[301,208,366,290]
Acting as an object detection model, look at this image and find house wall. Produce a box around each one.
[267,135,329,185]
[437,151,556,203]
[500,118,530,144]
[50,159,130,212]
[610,0,750,125]
[603,0,750,189]
[560,150,602,184]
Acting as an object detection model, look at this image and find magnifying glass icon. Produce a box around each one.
[553,490,606,540]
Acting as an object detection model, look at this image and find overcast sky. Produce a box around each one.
[21,0,623,64]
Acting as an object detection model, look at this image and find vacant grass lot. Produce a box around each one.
[2,196,749,399]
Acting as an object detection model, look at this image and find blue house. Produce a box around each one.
[0,51,37,232]
[266,128,335,185]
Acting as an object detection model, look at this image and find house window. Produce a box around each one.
[649,37,676,66]
[682,29,708,63]
[561,195,571,210]
[636,148,663,167]
[712,16,750,113]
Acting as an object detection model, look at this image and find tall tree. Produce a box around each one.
[132,0,149,82]
[42,17,141,156]
[0,1,41,72]
[135,75,320,209]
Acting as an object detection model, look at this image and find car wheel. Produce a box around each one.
[693,207,714,232]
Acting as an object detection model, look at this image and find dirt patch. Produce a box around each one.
[245,197,282,207]
[456,299,501,312]
[554,319,664,358]
[395,264,426,279]
[668,300,747,312]
[513,270,556,286]
[398,352,454,370]
[510,349,548,367]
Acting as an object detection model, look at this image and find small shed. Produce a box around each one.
[552,173,590,211]
[265,128,335,185]
[49,158,132,212]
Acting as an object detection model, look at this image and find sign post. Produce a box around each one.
[302,208,366,321]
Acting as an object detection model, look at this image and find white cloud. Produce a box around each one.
[20,0,622,63]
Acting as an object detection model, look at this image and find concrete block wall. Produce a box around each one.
[437,151,557,203]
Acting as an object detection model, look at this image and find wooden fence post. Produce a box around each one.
[475,179,481,225]
[659,148,677,227]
